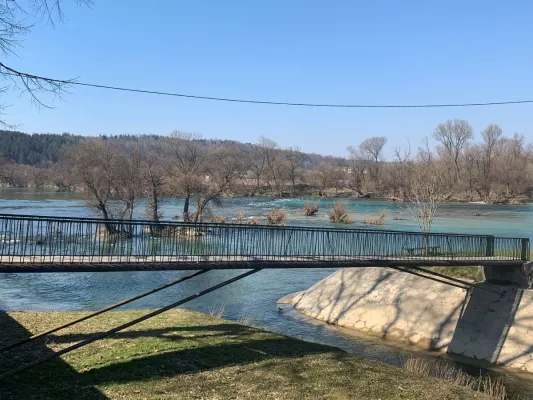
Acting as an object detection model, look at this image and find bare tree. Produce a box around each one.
[69,140,120,227]
[346,145,369,196]
[359,136,387,189]
[390,143,411,199]
[142,152,166,222]
[403,151,451,241]
[461,144,478,201]
[165,131,208,221]
[247,146,267,196]
[418,136,434,165]
[192,145,246,222]
[329,159,346,196]
[49,160,75,191]
[308,162,336,197]
[433,119,473,182]
[0,155,8,184]
[474,124,503,201]
[0,161,29,187]
[498,134,532,200]
[29,166,48,188]
[257,136,286,195]
[285,146,303,194]
[113,150,142,221]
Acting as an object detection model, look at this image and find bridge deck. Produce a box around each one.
[0,255,524,273]
[0,214,529,273]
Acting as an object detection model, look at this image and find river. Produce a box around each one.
[1,188,532,396]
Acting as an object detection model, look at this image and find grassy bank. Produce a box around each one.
[0,309,492,400]
[427,266,482,281]
[428,249,533,281]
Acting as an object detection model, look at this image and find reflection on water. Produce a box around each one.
[1,189,533,396]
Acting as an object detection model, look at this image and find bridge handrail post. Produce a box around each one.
[485,236,495,257]
[521,238,530,261]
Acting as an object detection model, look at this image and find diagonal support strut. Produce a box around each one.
[0,269,210,354]
[0,268,262,381]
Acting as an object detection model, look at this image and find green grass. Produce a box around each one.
[426,266,483,281]
[0,309,492,400]
[425,249,533,282]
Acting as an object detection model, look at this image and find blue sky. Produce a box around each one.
[2,0,532,158]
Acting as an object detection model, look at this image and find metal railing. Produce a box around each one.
[0,213,529,269]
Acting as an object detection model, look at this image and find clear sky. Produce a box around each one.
[2,0,532,158]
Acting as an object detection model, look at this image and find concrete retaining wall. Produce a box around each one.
[291,267,533,372]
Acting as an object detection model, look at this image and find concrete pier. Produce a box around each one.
[291,267,533,372]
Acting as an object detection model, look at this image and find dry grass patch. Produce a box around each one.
[403,357,508,399]
[363,211,387,225]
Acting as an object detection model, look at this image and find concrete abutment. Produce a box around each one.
[290,267,533,372]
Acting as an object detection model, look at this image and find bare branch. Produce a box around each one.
[0,0,90,125]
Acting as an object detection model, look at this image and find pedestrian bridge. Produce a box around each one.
[0,213,531,381]
[0,214,529,273]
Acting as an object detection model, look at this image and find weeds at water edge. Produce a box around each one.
[207,304,226,319]
[403,357,509,399]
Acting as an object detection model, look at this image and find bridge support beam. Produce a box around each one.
[483,262,533,289]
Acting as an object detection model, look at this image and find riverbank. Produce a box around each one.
[2,184,532,205]
[0,309,494,400]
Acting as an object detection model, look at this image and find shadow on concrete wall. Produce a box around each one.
[447,286,523,364]
[499,291,533,368]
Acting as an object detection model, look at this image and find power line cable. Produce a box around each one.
[0,65,532,108]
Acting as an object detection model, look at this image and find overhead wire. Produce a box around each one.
[0,66,531,109]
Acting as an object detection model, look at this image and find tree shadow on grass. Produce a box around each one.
[0,311,109,400]
[0,318,334,396]
[43,323,258,345]
[78,336,332,385]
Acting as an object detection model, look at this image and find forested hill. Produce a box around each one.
[0,130,336,167]
[2,123,532,204]
[0,131,82,165]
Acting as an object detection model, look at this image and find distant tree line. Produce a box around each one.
[1,121,532,223]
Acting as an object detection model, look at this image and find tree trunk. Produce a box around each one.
[100,204,117,234]
[151,189,160,222]
[183,194,190,222]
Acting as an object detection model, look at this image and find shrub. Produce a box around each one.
[328,202,353,224]
[304,202,319,216]
[267,209,287,225]
[211,216,227,223]
[234,211,245,223]
[247,217,260,225]
[363,211,387,225]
